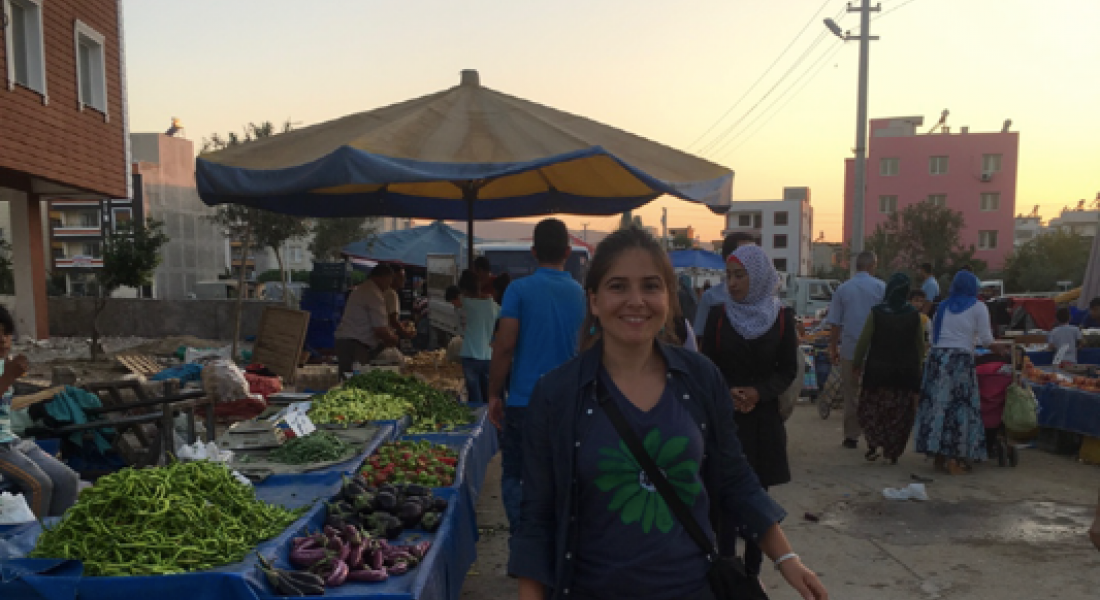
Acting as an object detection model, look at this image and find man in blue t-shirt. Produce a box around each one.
[488,218,586,533]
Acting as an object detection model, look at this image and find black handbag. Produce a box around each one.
[596,382,769,600]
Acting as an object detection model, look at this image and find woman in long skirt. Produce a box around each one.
[914,271,1008,474]
[851,273,925,464]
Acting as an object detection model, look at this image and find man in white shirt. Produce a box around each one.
[334,264,399,374]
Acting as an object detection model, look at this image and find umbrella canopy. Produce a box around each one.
[196,70,733,222]
[1079,229,1100,310]
[341,221,486,268]
[669,249,726,270]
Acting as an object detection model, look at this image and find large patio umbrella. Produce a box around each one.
[196,70,733,266]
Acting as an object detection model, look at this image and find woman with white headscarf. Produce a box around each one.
[701,244,798,577]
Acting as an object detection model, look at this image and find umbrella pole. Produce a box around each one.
[465,188,476,269]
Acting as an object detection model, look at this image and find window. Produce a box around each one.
[773,234,788,249]
[112,208,132,230]
[980,192,1000,211]
[982,154,1003,174]
[1016,230,1034,241]
[878,195,898,214]
[773,211,789,226]
[80,212,99,227]
[773,258,788,272]
[929,156,949,175]
[4,0,47,96]
[82,242,102,258]
[51,247,64,260]
[74,21,108,114]
[979,231,999,250]
[738,214,751,227]
[809,283,832,302]
[879,158,900,176]
[289,246,303,263]
[927,194,947,207]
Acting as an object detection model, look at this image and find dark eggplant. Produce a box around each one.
[370,548,384,571]
[378,484,396,496]
[289,542,328,569]
[282,569,326,588]
[373,491,398,512]
[347,543,366,570]
[398,501,424,528]
[431,496,449,512]
[384,521,404,540]
[347,568,389,582]
[353,493,375,512]
[325,559,349,587]
[404,484,430,497]
[420,512,441,532]
[386,562,409,576]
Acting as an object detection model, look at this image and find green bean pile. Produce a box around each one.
[344,370,474,433]
[308,388,412,426]
[268,430,352,465]
[29,461,303,576]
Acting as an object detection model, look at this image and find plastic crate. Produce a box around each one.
[310,263,348,293]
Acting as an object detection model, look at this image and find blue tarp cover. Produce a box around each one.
[342,222,485,268]
[669,249,725,271]
[1030,383,1100,437]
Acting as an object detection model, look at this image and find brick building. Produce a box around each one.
[1,0,129,337]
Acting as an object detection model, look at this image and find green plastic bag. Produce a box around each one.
[1003,383,1039,434]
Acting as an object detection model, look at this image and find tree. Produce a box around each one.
[671,233,693,250]
[310,217,376,262]
[257,269,310,283]
[864,202,987,284]
[202,119,312,307]
[1002,230,1090,293]
[91,219,169,359]
[0,239,13,295]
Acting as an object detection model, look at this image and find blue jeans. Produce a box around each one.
[461,358,491,404]
[501,406,527,533]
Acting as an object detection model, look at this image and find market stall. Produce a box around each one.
[0,357,498,600]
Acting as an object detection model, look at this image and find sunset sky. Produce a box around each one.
[123,0,1099,243]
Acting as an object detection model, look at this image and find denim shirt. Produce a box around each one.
[507,342,787,598]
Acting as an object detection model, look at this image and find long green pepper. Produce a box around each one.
[28,461,303,576]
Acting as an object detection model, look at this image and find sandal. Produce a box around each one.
[865,448,880,462]
[946,459,967,476]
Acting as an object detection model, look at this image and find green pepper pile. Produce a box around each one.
[308,388,412,426]
[269,430,353,465]
[344,370,474,433]
[29,461,303,576]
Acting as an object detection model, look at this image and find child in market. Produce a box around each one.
[0,306,81,518]
[909,289,932,348]
[1048,307,1083,365]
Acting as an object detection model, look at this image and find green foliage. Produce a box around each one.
[671,233,693,250]
[256,269,310,283]
[1002,229,1090,293]
[100,219,169,293]
[310,217,375,262]
[864,202,987,284]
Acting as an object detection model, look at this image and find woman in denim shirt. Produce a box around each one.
[508,228,827,600]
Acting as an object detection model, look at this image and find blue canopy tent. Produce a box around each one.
[669,249,725,271]
[341,221,487,269]
[196,70,733,267]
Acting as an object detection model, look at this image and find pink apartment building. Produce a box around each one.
[843,115,1019,269]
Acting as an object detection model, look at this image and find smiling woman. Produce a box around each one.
[508,227,828,600]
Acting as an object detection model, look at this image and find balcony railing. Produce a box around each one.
[52,226,103,237]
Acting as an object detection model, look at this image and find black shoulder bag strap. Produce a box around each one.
[596,380,768,600]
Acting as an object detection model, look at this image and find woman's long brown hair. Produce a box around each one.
[579,226,682,351]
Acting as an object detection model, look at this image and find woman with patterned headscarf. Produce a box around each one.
[851,273,926,464]
[914,270,1009,475]
[700,244,798,577]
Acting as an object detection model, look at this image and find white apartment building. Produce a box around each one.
[1014,214,1043,247]
[1046,205,1099,239]
[722,187,813,276]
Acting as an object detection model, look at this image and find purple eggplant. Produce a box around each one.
[347,568,389,583]
[325,559,349,587]
[386,562,409,576]
[409,541,432,560]
[370,548,384,570]
[347,543,366,570]
[343,524,362,547]
[290,542,329,569]
[323,525,341,539]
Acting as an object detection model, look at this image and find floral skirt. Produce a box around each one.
[858,386,918,460]
[914,348,987,461]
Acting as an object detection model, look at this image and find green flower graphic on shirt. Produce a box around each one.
[594,428,701,534]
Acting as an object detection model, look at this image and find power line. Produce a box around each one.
[687,0,838,151]
[874,0,922,21]
[720,41,849,159]
[700,4,849,157]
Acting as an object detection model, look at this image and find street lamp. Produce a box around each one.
[825,2,879,273]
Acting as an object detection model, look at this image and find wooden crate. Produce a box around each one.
[251,307,311,385]
[1079,435,1100,465]
[115,354,161,377]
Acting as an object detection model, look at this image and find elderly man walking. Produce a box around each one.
[827,251,886,449]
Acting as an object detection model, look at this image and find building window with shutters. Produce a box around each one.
[927,194,947,207]
[878,195,897,214]
[929,156,949,175]
[4,0,47,97]
[982,154,1003,174]
[979,231,999,250]
[980,192,1000,212]
[74,20,109,116]
[879,158,900,176]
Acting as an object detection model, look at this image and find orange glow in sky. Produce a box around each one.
[123,0,1100,243]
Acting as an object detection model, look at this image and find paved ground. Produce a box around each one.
[461,402,1100,599]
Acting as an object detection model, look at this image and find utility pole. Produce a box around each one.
[581,222,589,243]
[826,1,879,274]
[661,207,669,249]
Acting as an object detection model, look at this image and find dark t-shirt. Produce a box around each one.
[572,370,712,600]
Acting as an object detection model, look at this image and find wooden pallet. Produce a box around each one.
[115,354,162,377]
